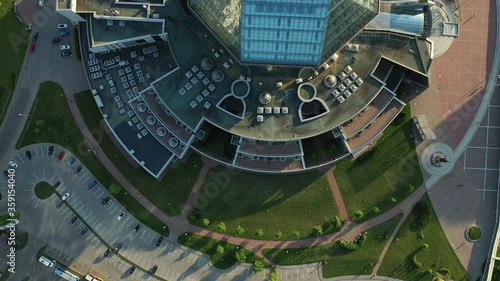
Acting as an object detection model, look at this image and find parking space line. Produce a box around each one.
[138,229,146,239]
[84,212,91,219]
[64,212,73,219]
[108,204,117,212]
[87,216,96,224]
[91,220,99,228]
[82,176,91,184]
[92,187,101,195]
[160,268,166,278]
[96,190,105,198]
[79,173,87,181]
[48,175,55,183]
[17,155,24,163]
[33,172,39,182]
[84,234,93,241]
[148,234,155,244]
[75,222,83,229]
[188,254,195,263]
[122,217,131,226]
[132,251,139,261]
[35,147,39,158]
[144,260,152,271]
[76,205,85,213]
[168,243,174,253]
[110,237,118,246]
[144,232,151,242]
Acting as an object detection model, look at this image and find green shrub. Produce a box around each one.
[202,218,210,227]
[418,230,425,239]
[372,206,380,214]
[216,245,224,254]
[354,210,364,219]
[332,216,343,230]
[270,272,279,281]
[390,197,397,203]
[256,229,264,237]
[412,201,431,230]
[276,231,283,239]
[411,254,422,269]
[235,249,247,263]
[236,225,245,235]
[218,222,227,232]
[313,226,323,236]
[254,260,265,272]
[421,243,429,249]
[356,232,367,246]
[294,230,300,238]
[438,267,451,279]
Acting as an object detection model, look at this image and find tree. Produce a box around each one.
[216,245,224,254]
[313,225,323,236]
[276,231,283,239]
[109,183,122,195]
[407,185,415,194]
[254,260,264,272]
[270,272,279,281]
[332,216,343,230]
[256,229,264,237]
[236,225,245,235]
[218,222,227,232]
[390,197,397,203]
[235,249,246,263]
[372,206,380,214]
[354,210,364,219]
[294,230,300,238]
[202,218,210,227]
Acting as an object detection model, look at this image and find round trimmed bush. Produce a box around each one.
[466,225,482,241]
[34,182,54,199]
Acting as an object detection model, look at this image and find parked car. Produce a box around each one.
[66,157,75,167]
[88,180,97,190]
[150,265,158,274]
[61,192,70,201]
[29,43,36,53]
[32,31,39,41]
[113,242,123,253]
[155,236,163,247]
[132,224,141,234]
[57,24,68,29]
[127,265,136,275]
[8,161,18,169]
[69,216,78,224]
[39,0,44,6]
[58,151,65,161]
[103,248,111,257]
[52,37,61,44]
[53,181,61,188]
[61,50,72,57]
[56,201,64,209]
[48,146,54,155]
[74,165,82,174]
[59,44,70,50]
[117,211,125,220]
[60,31,69,36]
[25,150,32,160]
[80,227,89,236]
[101,196,110,205]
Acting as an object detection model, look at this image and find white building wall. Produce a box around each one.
[89,34,165,53]
[57,9,86,23]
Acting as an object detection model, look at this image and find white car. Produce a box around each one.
[61,192,70,201]
[117,211,126,220]
[57,24,68,29]
[8,161,18,169]
[39,0,44,6]
[59,45,71,50]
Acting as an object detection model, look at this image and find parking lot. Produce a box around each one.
[5,143,309,280]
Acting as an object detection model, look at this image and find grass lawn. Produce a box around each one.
[378,195,468,281]
[34,182,54,199]
[335,106,423,222]
[16,82,169,237]
[190,167,339,240]
[263,214,402,278]
[178,233,269,269]
[74,91,202,217]
[0,212,19,225]
[0,0,30,125]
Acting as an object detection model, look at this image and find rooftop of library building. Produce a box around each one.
[89,16,164,45]
[152,31,431,142]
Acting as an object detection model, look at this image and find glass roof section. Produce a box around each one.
[240,0,331,65]
[365,11,424,34]
[189,0,380,66]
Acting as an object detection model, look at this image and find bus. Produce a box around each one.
[85,273,104,281]
[54,267,80,281]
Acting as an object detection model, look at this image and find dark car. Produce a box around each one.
[113,242,123,253]
[56,201,64,209]
[51,37,61,44]
[69,216,78,224]
[155,236,163,247]
[48,146,54,155]
[127,265,136,275]
[132,224,141,234]
[80,227,89,236]
[74,165,82,174]
[103,248,111,257]
[58,151,65,161]
[66,157,75,167]
[101,196,110,205]
[61,50,72,57]
[53,181,61,188]
[32,31,39,41]
[29,43,36,53]
[25,151,32,160]
[150,265,158,274]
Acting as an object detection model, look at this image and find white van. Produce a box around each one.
[38,256,55,267]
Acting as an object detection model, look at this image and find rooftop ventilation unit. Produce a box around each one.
[119,21,125,26]
[107,20,113,26]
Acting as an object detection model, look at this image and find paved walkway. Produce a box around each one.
[326,168,350,222]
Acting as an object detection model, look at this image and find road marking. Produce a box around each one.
[87,216,96,224]
[26,195,35,202]
[160,268,165,278]
[75,222,83,229]
[79,173,87,181]
[35,147,39,158]
[34,199,45,208]
[139,229,146,239]
[90,236,98,244]
[100,229,110,239]
[76,205,85,213]
[48,175,55,183]
[168,243,174,253]
[84,233,93,241]
[64,212,73,219]
[82,176,91,184]
[108,204,117,212]
[122,217,131,226]
[188,254,194,263]
[17,155,24,163]
[33,172,40,182]
[132,251,139,261]
[96,190,105,198]
[110,237,118,246]
[144,232,151,242]
[91,220,99,227]
[148,234,155,244]
[92,187,101,195]
[84,212,91,219]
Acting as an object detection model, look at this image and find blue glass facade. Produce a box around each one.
[240,0,331,65]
